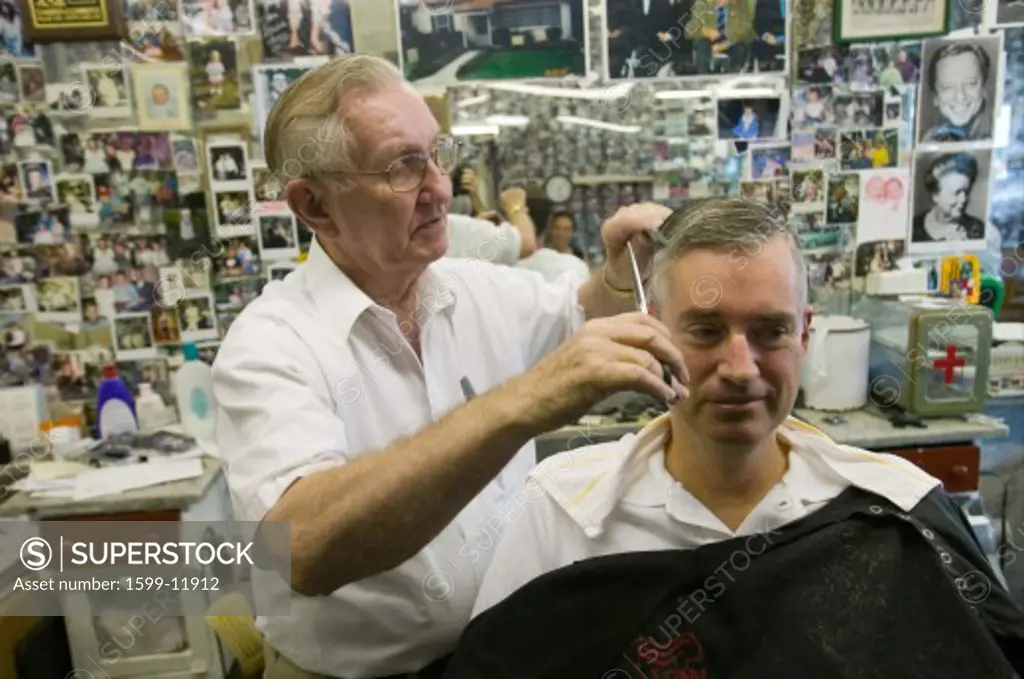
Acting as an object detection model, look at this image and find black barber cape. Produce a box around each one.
[442,487,1024,679]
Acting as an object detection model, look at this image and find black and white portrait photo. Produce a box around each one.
[604,0,787,79]
[209,143,247,182]
[917,35,1002,144]
[256,212,299,260]
[910,149,991,252]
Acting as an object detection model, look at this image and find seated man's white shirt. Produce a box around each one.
[517,248,591,286]
[472,415,943,618]
[446,213,520,266]
[211,237,584,678]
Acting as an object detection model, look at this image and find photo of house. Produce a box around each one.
[397,0,587,84]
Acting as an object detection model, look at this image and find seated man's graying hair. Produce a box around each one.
[650,197,808,305]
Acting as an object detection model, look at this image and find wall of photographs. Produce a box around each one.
[0,0,1023,417]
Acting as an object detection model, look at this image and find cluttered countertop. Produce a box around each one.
[0,430,221,519]
[536,397,1011,455]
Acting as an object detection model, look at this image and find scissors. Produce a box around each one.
[626,241,673,387]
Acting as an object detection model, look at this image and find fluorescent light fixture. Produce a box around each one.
[451,123,500,137]
[555,115,641,134]
[655,90,713,100]
[714,86,779,99]
[456,94,491,108]
[483,81,637,101]
[485,114,531,127]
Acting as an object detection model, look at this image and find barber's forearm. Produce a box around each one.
[578,265,638,319]
[268,386,541,597]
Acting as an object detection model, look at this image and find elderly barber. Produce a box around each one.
[211,54,688,679]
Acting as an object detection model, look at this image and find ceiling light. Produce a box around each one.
[555,115,641,134]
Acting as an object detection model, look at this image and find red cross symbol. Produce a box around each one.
[933,346,966,384]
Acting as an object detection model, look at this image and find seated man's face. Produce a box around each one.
[659,235,810,446]
[933,51,985,127]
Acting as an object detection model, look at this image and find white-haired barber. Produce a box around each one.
[211,55,688,679]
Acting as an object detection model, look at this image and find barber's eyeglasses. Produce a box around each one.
[349,137,462,194]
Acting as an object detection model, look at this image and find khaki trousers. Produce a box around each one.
[264,644,335,679]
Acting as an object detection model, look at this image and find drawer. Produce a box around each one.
[887,444,980,493]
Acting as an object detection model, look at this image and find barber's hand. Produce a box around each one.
[476,210,503,225]
[509,314,689,433]
[600,202,671,291]
[702,27,720,41]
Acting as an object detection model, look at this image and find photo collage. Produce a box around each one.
[0,0,332,403]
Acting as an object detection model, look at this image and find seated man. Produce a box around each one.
[442,198,1024,679]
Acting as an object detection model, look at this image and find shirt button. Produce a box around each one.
[870,505,884,515]
[940,552,953,564]
[922,529,935,540]
[777,500,790,510]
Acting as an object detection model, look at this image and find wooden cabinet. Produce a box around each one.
[887,443,980,493]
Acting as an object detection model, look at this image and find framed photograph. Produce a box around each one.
[35,276,81,324]
[18,160,55,203]
[112,313,157,360]
[81,62,133,118]
[603,0,787,80]
[251,64,317,143]
[178,294,218,342]
[397,0,588,84]
[256,210,299,261]
[716,96,785,141]
[916,34,1002,145]
[0,63,18,104]
[250,160,286,212]
[181,0,256,35]
[206,140,249,187]
[55,174,99,229]
[833,0,948,43]
[23,0,125,43]
[126,22,186,61]
[131,63,192,131]
[0,1,37,59]
[16,64,45,102]
[910,148,991,254]
[257,0,353,58]
[212,188,254,237]
[188,38,241,111]
[750,145,790,179]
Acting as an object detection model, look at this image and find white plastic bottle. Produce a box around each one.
[174,343,217,444]
[135,382,167,432]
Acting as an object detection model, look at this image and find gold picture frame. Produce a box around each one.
[24,0,125,43]
[131,63,193,132]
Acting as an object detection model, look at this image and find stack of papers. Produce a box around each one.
[11,457,206,502]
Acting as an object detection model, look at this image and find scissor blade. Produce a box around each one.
[626,242,648,314]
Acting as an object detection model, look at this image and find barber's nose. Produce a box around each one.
[418,161,452,204]
[717,333,759,383]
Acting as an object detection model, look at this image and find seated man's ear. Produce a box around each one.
[800,308,814,348]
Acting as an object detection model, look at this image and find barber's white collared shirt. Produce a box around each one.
[211,238,584,678]
[472,416,943,618]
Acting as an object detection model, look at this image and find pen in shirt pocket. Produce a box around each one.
[460,376,477,401]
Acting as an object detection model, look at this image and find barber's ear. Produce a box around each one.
[285,179,337,236]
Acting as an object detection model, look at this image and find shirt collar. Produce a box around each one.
[533,415,941,539]
[302,236,458,341]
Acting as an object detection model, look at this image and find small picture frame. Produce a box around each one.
[256,209,299,261]
[81,62,133,118]
[177,293,218,342]
[251,63,317,144]
[833,0,949,43]
[131,63,193,131]
[112,312,158,360]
